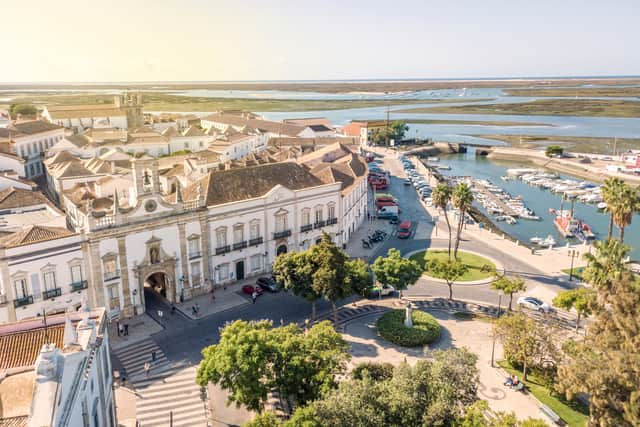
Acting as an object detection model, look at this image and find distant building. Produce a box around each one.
[41,93,144,132]
[0,120,65,179]
[342,120,388,146]
[0,308,115,427]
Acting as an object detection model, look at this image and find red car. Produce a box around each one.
[242,284,263,296]
[397,221,412,239]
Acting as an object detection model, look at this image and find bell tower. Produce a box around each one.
[131,156,160,199]
[114,91,144,129]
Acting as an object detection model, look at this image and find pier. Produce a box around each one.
[472,180,521,217]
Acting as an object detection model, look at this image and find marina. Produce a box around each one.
[436,150,640,259]
[508,168,603,204]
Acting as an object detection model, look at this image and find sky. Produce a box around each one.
[1,0,639,82]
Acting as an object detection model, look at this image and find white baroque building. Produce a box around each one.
[0,145,367,323]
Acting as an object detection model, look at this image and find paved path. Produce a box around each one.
[112,336,209,427]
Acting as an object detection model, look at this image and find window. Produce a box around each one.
[250,254,262,271]
[184,142,189,149]
[70,265,83,283]
[302,209,311,226]
[38,141,43,152]
[27,144,31,155]
[107,286,118,300]
[199,141,204,148]
[103,258,117,274]
[191,262,201,283]
[233,225,244,243]
[188,237,200,255]
[275,214,287,232]
[315,207,323,223]
[249,221,260,240]
[14,278,28,298]
[216,228,227,247]
[218,263,229,281]
[43,271,56,290]
[328,204,336,219]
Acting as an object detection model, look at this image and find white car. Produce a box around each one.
[370,284,395,297]
[517,296,551,313]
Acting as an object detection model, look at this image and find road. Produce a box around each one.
[131,150,577,369]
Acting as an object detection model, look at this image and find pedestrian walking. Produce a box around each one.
[120,367,127,386]
[367,212,370,221]
[280,318,284,326]
[158,310,164,324]
[151,351,157,362]
[195,303,200,313]
[117,322,123,337]
[123,323,129,336]
[191,305,197,316]
[211,288,216,302]
[252,291,257,304]
[144,362,151,377]
[171,304,176,315]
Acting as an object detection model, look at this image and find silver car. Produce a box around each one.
[517,296,551,313]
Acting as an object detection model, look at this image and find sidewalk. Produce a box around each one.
[109,314,164,351]
[176,278,256,319]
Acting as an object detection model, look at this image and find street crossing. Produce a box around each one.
[112,338,209,426]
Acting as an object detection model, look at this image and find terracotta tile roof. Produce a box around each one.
[0,324,65,369]
[44,150,77,166]
[181,125,205,137]
[0,225,74,248]
[202,113,306,137]
[0,416,28,427]
[182,162,325,206]
[46,104,125,120]
[162,127,178,137]
[0,188,50,210]
[3,120,62,136]
[65,134,91,148]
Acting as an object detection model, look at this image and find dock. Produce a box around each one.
[472,181,521,217]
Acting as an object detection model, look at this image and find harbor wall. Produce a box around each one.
[487,147,640,185]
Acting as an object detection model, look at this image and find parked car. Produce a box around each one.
[242,284,263,296]
[368,284,396,298]
[397,220,412,239]
[257,277,279,292]
[404,178,412,185]
[389,215,399,224]
[517,296,551,313]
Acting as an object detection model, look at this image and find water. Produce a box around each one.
[436,150,640,259]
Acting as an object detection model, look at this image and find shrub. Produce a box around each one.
[376,309,440,347]
[351,362,394,381]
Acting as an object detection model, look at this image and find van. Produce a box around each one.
[398,221,412,239]
[377,205,399,218]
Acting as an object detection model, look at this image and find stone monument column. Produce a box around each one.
[116,236,134,317]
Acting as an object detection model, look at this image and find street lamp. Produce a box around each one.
[132,289,138,315]
[568,249,577,281]
[490,293,502,368]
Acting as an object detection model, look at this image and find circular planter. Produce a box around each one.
[376,309,440,347]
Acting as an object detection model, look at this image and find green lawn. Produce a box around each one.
[498,360,589,427]
[562,267,585,281]
[409,250,496,282]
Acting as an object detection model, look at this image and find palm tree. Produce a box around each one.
[583,238,630,299]
[612,186,639,243]
[432,183,453,258]
[452,183,474,259]
[601,177,625,240]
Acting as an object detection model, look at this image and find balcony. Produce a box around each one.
[326,217,338,225]
[43,288,62,299]
[70,280,88,292]
[273,229,292,239]
[14,295,34,308]
[232,241,248,251]
[314,220,326,229]
[215,245,231,255]
[249,237,263,246]
[189,251,202,260]
[104,270,121,281]
[300,224,313,233]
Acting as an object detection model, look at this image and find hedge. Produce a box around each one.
[376,309,440,347]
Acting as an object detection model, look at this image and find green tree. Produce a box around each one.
[273,250,321,320]
[309,233,351,324]
[283,406,321,427]
[452,182,474,259]
[432,183,453,258]
[197,320,349,413]
[196,320,274,412]
[552,287,595,332]
[351,361,395,382]
[455,401,547,427]
[611,185,639,243]
[9,103,37,119]
[371,248,422,297]
[493,313,558,381]
[490,275,527,311]
[296,348,479,427]
[545,145,563,157]
[426,258,469,300]
[582,238,630,299]
[344,258,373,298]
[390,120,409,142]
[244,412,282,427]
